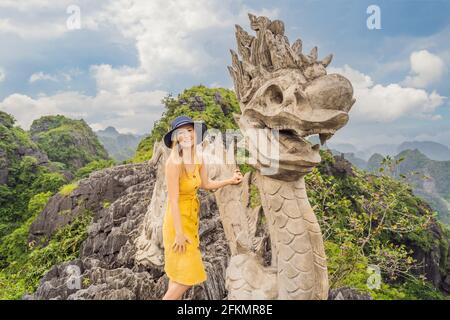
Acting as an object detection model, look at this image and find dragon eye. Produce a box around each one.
[264,85,283,105]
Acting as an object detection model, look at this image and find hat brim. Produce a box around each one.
[163,120,207,148]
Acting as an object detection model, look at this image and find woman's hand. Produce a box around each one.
[172,232,191,254]
[229,168,243,185]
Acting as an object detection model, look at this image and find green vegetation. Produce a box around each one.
[102,201,111,209]
[0,203,92,299]
[249,184,261,209]
[306,150,449,299]
[1,87,450,300]
[58,183,78,196]
[130,85,240,163]
[75,159,115,180]
[0,112,67,238]
[30,115,111,172]
[368,150,450,224]
[0,191,92,299]
[0,111,109,300]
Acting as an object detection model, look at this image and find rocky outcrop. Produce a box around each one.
[323,154,356,178]
[213,92,232,115]
[29,115,110,171]
[189,96,206,111]
[0,110,63,187]
[96,126,144,162]
[26,148,230,300]
[328,287,373,300]
[407,218,450,295]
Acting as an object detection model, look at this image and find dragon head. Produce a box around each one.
[228,14,355,181]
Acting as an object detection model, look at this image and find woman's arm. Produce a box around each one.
[198,157,243,191]
[165,160,184,235]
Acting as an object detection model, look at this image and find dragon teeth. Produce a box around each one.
[319,133,333,145]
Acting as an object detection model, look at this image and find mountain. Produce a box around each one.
[329,148,368,170]
[0,111,72,239]
[29,115,111,172]
[96,126,145,162]
[1,86,449,300]
[130,85,240,163]
[365,149,450,224]
[327,142,399,161]
[328,141,450,162]
[397,141,450,161]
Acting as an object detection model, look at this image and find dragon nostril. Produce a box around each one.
[294,88,307,106]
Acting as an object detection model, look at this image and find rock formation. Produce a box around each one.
[26,13,358,300]
[27,140,231,300]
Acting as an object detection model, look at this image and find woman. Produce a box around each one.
[161,115,243,300]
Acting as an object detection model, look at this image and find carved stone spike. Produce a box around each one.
[292,38,303,55]
[321,53,333,67]
[309,46,318,62]
[235,24,254,62]
[268,20,285,36]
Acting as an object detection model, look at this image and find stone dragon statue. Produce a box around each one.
[223,13,356,300]
[134,13,355,300]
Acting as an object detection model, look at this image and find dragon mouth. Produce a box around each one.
[266,124,335,151]
[236,113,339,175]
[243,108,347,152]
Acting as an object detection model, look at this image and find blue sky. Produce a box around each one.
[0,0,449,151]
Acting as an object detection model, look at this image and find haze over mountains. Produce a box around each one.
[324,140,450,224]
[95,126,146,162]
[327,140,450,162]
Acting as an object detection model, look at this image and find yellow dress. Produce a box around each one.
[162,162,208,286]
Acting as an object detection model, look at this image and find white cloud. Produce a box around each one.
[0,0,62,11]
[328,64,447,122]
[0,18,68,39]
[29,72,58,83]
[402,50,447,88]
[28,69,83,83]
[89,0,278,89]
[0,90,167,133]
[90,64,153,95]
[0,1,103,39]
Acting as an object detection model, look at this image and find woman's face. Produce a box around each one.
[175,124,194,149]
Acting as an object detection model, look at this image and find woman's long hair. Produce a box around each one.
[168,124,202,177]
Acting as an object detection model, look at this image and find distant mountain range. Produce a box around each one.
[328,142,450,224]
[327,140,450,162]
[95,127,146,162]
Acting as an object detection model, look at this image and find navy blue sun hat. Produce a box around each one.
[163,115,207,148]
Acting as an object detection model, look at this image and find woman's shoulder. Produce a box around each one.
[165,155,182,170]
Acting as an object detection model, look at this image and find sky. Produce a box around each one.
[0,0,449,151]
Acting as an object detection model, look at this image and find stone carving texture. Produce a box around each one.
[224,13,356,299]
